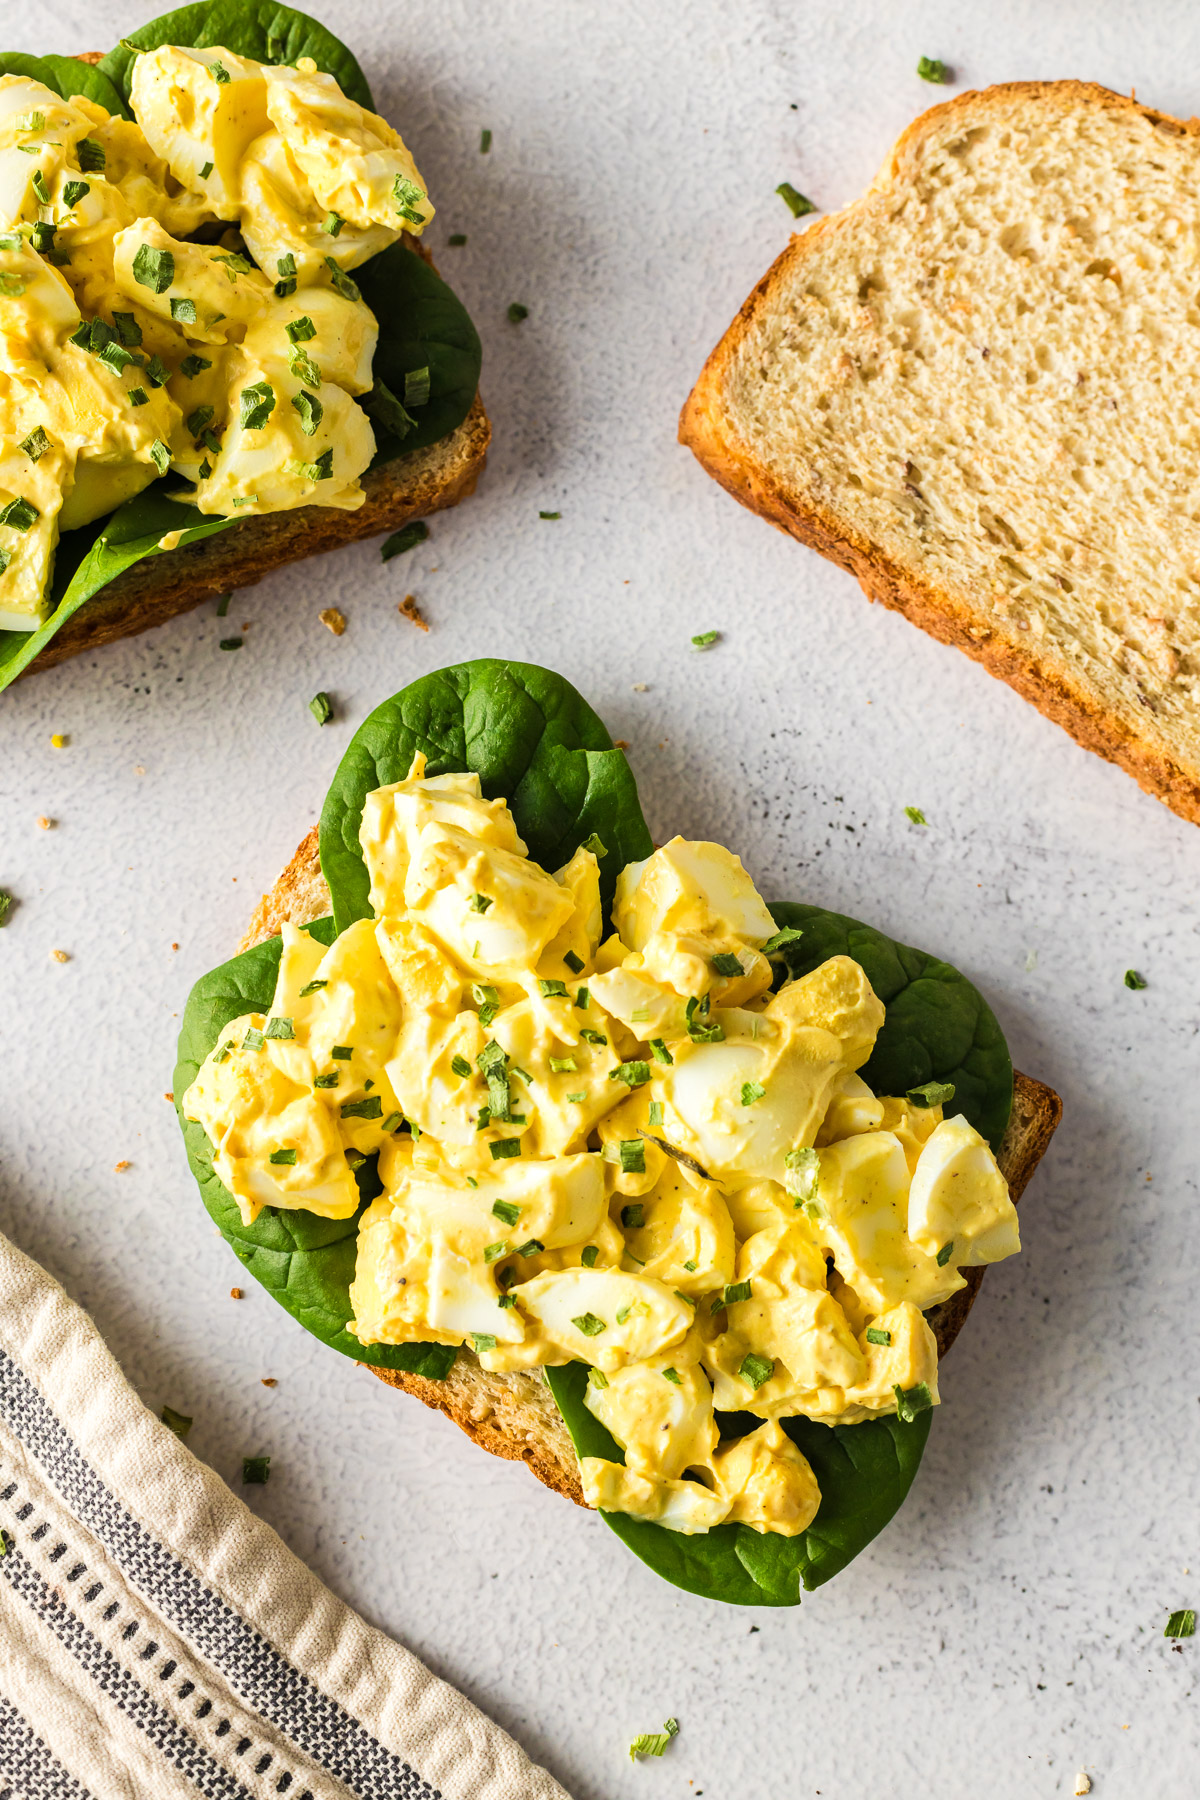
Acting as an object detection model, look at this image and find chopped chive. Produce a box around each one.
[739,1353,774,1391]
[580,833,607,857]
[480,128,492,153]
[344,1149,365,1170]
[647,1101,664,1128]
[404,365,430,408]
[381,519,429,560]
[893,1381,934,1423]
[484,1241,509,1263]
[917,55,949,83]
[332,1045,353,1060]
[1165,1609,1196,1639]
[517,1238,543,1258]
[323,256,360,301]
[323,211,344,236]
[581,1028,608,1047]
[563,949,585,974]
[776,181,816,218]
[451,1054,472,1078]
[629,1720,679,1762]
[620,1200,644,1227]
[616,1303,632,1325]
[685,995,724,1043]
[572,1312,606,1337]
[285,315,316,344]
[242,1456,270,1484]
[866,1327,892,1346]
[291,389,323,435]
[62,179,90,209]
[648,1038,673,1066]
[581,1245,599,1268]
[565,1092,586,1103]
[31,169,50,205]
[1124,969,1148,990]
[381,1112,402,1133]
[214,594,231,617]
[0,497,40,531]
[539,509,560,519]
[661,1368,682,1385]
[145,353,169,387]
[470,1332,497,1353]
[905,805,928,825]
[219,637,243,651]
[492,1199,521,1227]
[497,1293,516,1308]
[18,427,49,462]
[263,1016,294,1040]
[490,1137,522,1161]
[907,1080,955,1108]
[209,58,231,83]
[691,629,719,650]
[539,978,569,998]
[683,1260,697,1273]
[549,1057,578,1075]
[711,952,743,977]
[760,926,804,956]
[609,1060,650,1089]
[783,1146,820,1204]
[507,302,528,322]
[340,1096,382,1120]
[199,159,214,179]
[469,891,492,913]
[576,987,590,1009]
[448,232,467,245]
[242,1027,264,1051]
[936,1241,955,1268]
[740,1080,766,1106]
[127,387,148,406]
[309,691,332,726]
[77,138,106,172]
[132,243,174,293]
[619,1142,646,1177]
[313,1072,339,1088]
[160,1405,193,1439]
[588,1365,608,1387]
[169,295,197,323]
[269,1147,297,1165]
[240,381,276,430]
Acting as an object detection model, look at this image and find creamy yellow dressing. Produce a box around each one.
[184,756,1022,1538]
[0,50,431,630]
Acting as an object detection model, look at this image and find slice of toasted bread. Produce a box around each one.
[19,55,490,678]
[681,81,1200,826]
[239,831,1061,1507]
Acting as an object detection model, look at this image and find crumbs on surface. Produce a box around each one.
[50,733,67,749]
[164,1091,174,1102]
[230,1287,243,1300]
[37,815,53,830]
[50,948,70,963]
[261,1377,277,1387]
[399,594,429,632]
[113,1160,130,1173]
[319,607,346,635]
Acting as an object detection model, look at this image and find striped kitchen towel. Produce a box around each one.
[0,1229,568,1800]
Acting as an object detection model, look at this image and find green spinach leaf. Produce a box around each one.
[0,487,235,690]
[173,917,454,1378]
[766,903,1012,1151]
[545,1363,930,1605]
[99,0,373,109]
[0,52,132,117]
[356,243,483,460]
[319,661,654,936]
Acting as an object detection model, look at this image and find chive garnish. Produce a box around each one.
[381,519,429,560]
[581,1245,599,1268]
[685,995,724,1043]
[492,1199,521,1227]
[314,1072,338,1088]
[661,1368,682,1386]
[571,1313,606,1337]
[917,55,949,83]
[619,1142,646,1177]
[710,952,743,977]
[240,381,276,430]
[62,179,89,209]
[580,833,607,857]
[199,159,214,179]
[648,1038,673,1065]
[19,427,49,462]
[739,1353,773,1390]
[866,1327,892,1346]
[209,58,231,83]
[648,1100,664,1126]
[470,1332,497,1353]
[507,302,528,322]
[620,1199,644,1226]
[448,232,467,244]
[588,1365,608,1387]
[1124,969,1148,990]
[893,1382,934,1423]
[1165,1609,1197,1639]
[309,691,332,726]
[340,1096,382,1119]
[565,1091,586,1102]
[517,1238,543,1257]
[450,1055,472,1079]
[629,1720,679,1762]
[332,1045,353,1061]
[170,296,197,323]
[269,1147,297,1165]
[691,629,719,650]
[242,1027,264,1051]
[483,1241,509,1263]
[760,926,804,956]
[274,253,297,298]
[381,1112,402,1133]
[132,243,174,293]
[468,892,492,913]
[160,1405,192,1440]
[490,1138,522,1161]
[263,1017,294,1040]
[128,387,148,407]
[563,949,585,974]
[77,138,106,172]
[740,1080,766,1106]
[610,1060,651,1088]
[480,128,492,153]
[242,1456,270,1484]
[907,1080,955,1108]
[776,182,816,218]
[936,1241,954,1268]
[0,497,39,531]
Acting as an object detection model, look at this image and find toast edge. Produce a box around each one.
[241,829,1062,1507]
[678,81,1200,828]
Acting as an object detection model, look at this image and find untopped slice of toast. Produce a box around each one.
[681,81,1200,826]
[20,55,490,678]
[239,829,1062,1507]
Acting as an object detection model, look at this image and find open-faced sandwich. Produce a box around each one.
[0,3,485,686]
[176,661,1061,1605]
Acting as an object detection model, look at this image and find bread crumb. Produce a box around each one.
[261,1377,278,1387]
[230,1287,243,1300]
[50,733,67,749]
[171,942,179,951]
[113,1160,130,1172]
[319,607,346,635]
[1074,1775,1091,1796]
[399,594,429,632]
[632,682,648,692]
[51,948,70,963]
[614,738,630,750]
[134,765,145,776]
[164,1091,174,1102]
[37,815,53,830]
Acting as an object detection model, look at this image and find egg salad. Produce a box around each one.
[0,46,434,631]
[183,760,1022,1539]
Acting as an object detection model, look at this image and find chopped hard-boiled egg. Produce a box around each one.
[0,43,433,629]
[185,758,1022,1540]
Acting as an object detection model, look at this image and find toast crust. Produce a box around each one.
[241,831,1061,1507]
[680,80,1200,827]
[20,54,490,677]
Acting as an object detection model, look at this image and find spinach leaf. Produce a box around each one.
[319,661,654,936]
[356,244,483,460]
[766,903,1012,1151]
[0,52,132,117]
[545,1363,930,1606]
[0,487,235,691]
[99,1,373,109]
[173,918,454,1378]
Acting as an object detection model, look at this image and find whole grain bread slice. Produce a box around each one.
[681,81,1200,826]
[20,55,490,677]
[239,830,1061,1505]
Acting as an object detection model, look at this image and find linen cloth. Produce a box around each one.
[0,1229,569,1800]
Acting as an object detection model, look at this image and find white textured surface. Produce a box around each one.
[2,1,1198,1794]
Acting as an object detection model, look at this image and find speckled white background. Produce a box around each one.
[2,1,1199,1793]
